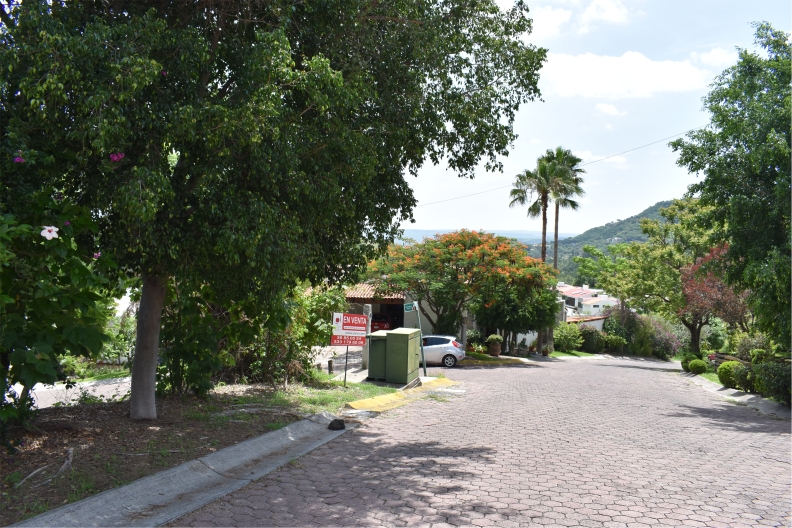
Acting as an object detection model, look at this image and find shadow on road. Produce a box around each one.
[266,428,506,526]
[662,404,791,433]
[594,363,680,373]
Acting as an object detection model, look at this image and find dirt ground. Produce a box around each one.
[1,384,304,525]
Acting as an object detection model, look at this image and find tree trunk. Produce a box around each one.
[681,318,704,356]
[553,201,560,270]
[537,328,546,356]
[129,275,167,421]
[540,197,548,262]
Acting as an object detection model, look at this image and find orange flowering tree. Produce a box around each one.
[368,230,557,335]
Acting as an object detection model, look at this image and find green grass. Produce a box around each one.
[699,365,722,385]
[466,351,502,361]
[56,364,130,384]
[267,374,396,414]
[459,352,524,366]
[549,350,596,358]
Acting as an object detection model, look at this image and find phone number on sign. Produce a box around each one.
[330,335,366,346]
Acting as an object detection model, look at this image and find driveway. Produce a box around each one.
[175,357,791,527]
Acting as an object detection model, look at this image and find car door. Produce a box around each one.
[422,337,448,363]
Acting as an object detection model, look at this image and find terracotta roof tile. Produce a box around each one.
[345,283,405,303]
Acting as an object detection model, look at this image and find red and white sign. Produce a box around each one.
[331,334,366,346]
[332,312,368,336]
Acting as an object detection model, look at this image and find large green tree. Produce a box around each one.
[1,1,546,418]
[670,23,791,350]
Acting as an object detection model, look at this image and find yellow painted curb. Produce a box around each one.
[344,377,458,413]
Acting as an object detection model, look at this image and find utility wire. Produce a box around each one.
[416,126,705,207]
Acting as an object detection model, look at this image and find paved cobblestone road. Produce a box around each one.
[175,357,791,527]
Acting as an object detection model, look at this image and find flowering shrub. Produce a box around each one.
[579,325,605,353]
[1,193,121,428]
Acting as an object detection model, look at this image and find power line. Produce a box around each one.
[416,126,705,207]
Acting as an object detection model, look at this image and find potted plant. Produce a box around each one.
[486,334,503,357]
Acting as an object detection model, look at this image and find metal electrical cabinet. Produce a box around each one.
[385,328,421,384]
[366,330,389,381]
[366,328,421,384]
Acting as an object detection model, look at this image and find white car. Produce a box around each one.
[421,335,466,367]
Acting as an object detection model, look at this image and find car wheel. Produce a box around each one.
[442,354,457,368]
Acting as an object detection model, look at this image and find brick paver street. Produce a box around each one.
[175,358,791,527]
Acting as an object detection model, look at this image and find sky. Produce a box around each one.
[405,0,791,236]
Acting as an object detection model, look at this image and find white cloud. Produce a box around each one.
[529,6,573,42]
[605,124,613,130]
[579,0,630,34]
[596,103,626,116]
[574,150,626,163]
[529,138,542,144]
[690,47,738,68]
[542,51,712,99]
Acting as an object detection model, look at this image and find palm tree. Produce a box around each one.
[509,160,562,262]
[540,147,586,270]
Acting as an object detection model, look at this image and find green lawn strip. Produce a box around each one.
[698,365,722,385]
[271,376,397,415]
[550,350,596,358]
[460,351,524,366]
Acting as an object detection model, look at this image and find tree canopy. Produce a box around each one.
[1,0,547,419]
[670,22,791,349]
[368,230,556,335]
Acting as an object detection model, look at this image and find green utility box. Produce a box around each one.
[385,328,421,385]
[367,328,421,384]
[366,330,389,381]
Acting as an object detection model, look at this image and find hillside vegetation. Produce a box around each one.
[525,200,673,284]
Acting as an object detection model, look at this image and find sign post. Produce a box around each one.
[331,313,368,387]
[405,301,427,376]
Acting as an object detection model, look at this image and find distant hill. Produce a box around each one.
[400,228,578,245]
[522,200,674,284]
[559,200,672,248]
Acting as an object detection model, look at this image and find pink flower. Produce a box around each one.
[109,152,125,162]
[41,226,59,240]
[161,70,167,76]
[13,156,25,163]
[63,221,71,225]
[93,252,101,259]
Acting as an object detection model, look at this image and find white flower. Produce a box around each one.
[40,226,59,240]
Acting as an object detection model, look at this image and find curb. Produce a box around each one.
[680,373,791,420]
[344,377,457,412]
[14,412,355,527]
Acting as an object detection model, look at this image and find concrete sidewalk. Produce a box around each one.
[16,377,452,527]
[15,411,354,527]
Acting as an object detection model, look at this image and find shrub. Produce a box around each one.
[703,319,728,351]
[580,325,605,353]
[553,323,583,352]
[753,363,791,406]
[732,364,754,393]
[485,334,503,344]
[717,361,741,388]
[602,334,627,352]
[726,331,771,362]
[466,329,483,345]
[688,359,708,375]
[681,353,698,373]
